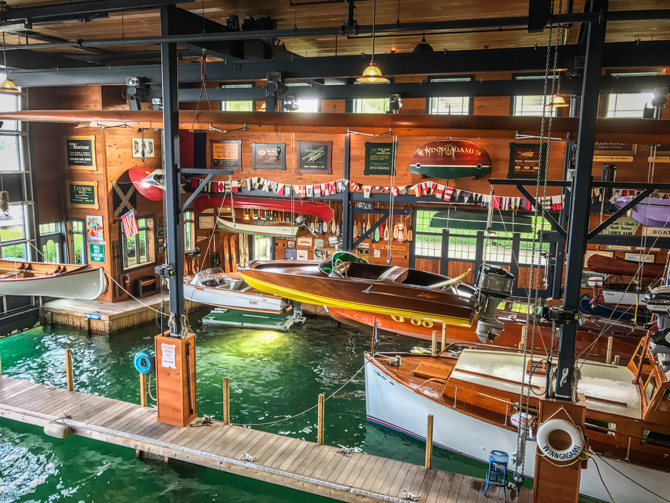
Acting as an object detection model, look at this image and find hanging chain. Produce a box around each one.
[371,0,377,62]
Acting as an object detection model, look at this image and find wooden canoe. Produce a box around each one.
[195,195,334,222]
[586,254,665,279]
[0,260,107,300]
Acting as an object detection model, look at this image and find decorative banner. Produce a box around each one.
[603,216,640,236]
[593,142,636,162]
[508,143,547,179]
[86,215,104,244]
[132,138,155,158]
[66,135,96,170]
[297,237,313,247]
[252,143,286,170]
[364,142,396,176]
[297,141,332,174]
[67,181,99,209]
[651,144,670,163]
[410,140,491,179]
[88,243,105,263]
[211,139,242,170]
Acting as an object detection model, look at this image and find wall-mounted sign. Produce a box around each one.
[86,215,105,244]
[198,215,215,230]
[252,143,286,170]
[593,142,636,162]
[297,237,313,247]
[642,226,670,237]
[285,249,297,260]
[132,138,155,158]
[89,243,105,263]
[315,239,324,247]
[297,141,332,174]
[85,313,102,320]
[211,139,242,170]
[606,245,633,252]
[625,252,655,263]
[602,216,640,236]
[508,143,546,179]
[364,142,396,176]
[296,249,309,260]
[66,136,96,170]
[651,144,670,163]
[410,140,490,179]
[67,181,99,209]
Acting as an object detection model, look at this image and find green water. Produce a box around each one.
[0,311,487,503]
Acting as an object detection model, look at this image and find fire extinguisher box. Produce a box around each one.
[154,332,197,427]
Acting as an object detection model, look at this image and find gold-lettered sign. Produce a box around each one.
[211,139,242,170]
[650,144,670,163]
[66,135,97,170]
[66,181,99,209]
[593,142,636,162]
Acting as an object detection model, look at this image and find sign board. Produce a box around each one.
[85,313,102,320]
[284,248,297,260]
[650,144,670,163]
[602,216,640,236]
[593,142,636,162]
[625,253,655,263]
[410,140,490,179]
[297,237,313,247]
[508,143,547,179]
[67,181,99,209]
[315,239,324,247]
[161,343,176,369]
[364,142,396,176]
[211,139,242,170]
[88,243,105,263]
[642,227,670,237]
[86,215,104,244]
[66,136,96,170]
[252,143,286,170]
[297,141,332,174]
[606,245,633,251]
[296,249,309,260]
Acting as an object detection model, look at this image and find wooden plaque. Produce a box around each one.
[252,143,286,170]
[66,135,97,170]
[364,142,396,176]
[593,142,636,162]
[66,180,99,209]
[508,143,547,179]
[211,139,242,170]
[297,141,332,175]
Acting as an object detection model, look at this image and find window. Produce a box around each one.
[183,211,195,252]
[40,222,63,263]
[121,215,155,270]
[414,210,442,258]
[69,218,87,265]
[353,98,389,114]
[285,83,320,112]
[0,205,27,261]
[483,233,513,263]
[512,75,558,117]
[220,84,254,112]
[447,229,477,260]
[604,74,658,117]
[518,217,551,265]
[0,92,21,171]
[428,77,472,115]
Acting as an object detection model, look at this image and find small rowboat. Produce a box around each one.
[195,195,334,222]
[0,260,107,300]
[216,217,305,238]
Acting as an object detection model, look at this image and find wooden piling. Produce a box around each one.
[606,336,613,364]
[223,377,230,425]
[140,373,147,407]
[425,414,434,469]
[65,349,73,391]
[431,331,437,357]
[441,324,446,352]
[317,393,325,446]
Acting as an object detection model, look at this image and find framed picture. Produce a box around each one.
[211,139,242,170]
[297,237,313,247]
[252,143,286,170]
[132,138,155,158]
[157,238,164,247]
[66,181,99,210]
[86,215,105,244]
[364,142,396,176]
[284,249,297,260]
[296,249,309,260]
[297,141,332,175]
[507,143,546,179]
[66,135,97,170]
[158,246,165,255]
[287,240,296,249]
[198,215,216,230]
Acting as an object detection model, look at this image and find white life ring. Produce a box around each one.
[536,419,584,462]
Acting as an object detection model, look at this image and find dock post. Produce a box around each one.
[613,355,620,366]
[441,324,446,351]
[65,349,73,391]
[317,393,325,445]
[431,331,437,357]
[606,336,613,364]
[140,373,147,407]
[223,377,230,425]
[425,414,434,469]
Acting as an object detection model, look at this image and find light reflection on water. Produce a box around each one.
[0,310,485,502]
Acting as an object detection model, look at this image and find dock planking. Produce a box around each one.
[0,376,530,503]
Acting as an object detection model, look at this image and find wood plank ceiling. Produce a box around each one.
[1,0,669,60]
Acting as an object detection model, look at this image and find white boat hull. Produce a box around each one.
[183,283,287,312]
[0,266,107,300]
[602,289,647,307]
[217,218,298,238]
[365,358,670,503]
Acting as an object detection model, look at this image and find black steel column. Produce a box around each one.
[342,134,352,251]
[160,5,184,337]
[554,0,608,400]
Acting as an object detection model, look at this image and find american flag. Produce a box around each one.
[121,210,139,238]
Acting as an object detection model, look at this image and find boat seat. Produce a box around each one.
[412,361,453,381]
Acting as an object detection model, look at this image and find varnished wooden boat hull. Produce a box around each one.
[586,254,665,279]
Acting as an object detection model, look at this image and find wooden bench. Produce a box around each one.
[135,275,157,298]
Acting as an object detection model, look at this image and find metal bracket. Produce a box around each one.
[587,187,652,239]
[209,123,247,134]
[541,305,579,325]
[181,173,214,214]
[515,184,567,240]
[346,127,392,137]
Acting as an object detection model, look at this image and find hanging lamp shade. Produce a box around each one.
[547,95,568,108]
[0,78,18,95]
[413,35,434,53]
[356,62,389,83]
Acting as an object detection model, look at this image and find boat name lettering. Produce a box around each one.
[416,145,481,157]
[541,444,581,461]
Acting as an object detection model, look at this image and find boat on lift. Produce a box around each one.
[241,252,516,342]
[0,260,107,300]
[195,195,334,222]
[365,336,670,503]
[579,293,652,324]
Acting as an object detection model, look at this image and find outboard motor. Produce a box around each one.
[644,285,670,352]
[475,264,515,343]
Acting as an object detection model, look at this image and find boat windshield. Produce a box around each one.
[319,252,367,275]
[191,268,225,286]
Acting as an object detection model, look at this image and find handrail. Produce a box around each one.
[584,422,670,450]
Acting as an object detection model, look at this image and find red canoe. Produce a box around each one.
[194,195,334,222]
[128,167,165,202]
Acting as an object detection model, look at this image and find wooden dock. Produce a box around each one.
[0,376,530,503]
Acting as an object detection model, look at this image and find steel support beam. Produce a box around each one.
[342,134,352,252]
[167,8,244,61]
[587,188,653,239]
[160,5,184,337]
[555,0,608,401]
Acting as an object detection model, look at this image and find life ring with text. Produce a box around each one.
[536,419,584,462]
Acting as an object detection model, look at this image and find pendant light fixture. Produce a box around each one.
[547,95,568,108]
[413,32,434,53]
[357,0,388,84]
[0,4,19,95]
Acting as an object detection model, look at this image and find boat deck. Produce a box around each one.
[0,376,531,503]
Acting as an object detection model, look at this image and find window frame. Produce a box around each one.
[414,209,443,259]
[426,76,474,115]
[119,213,156,273]
[220,83,255,112]
[39,221,64,264]
[68,218,87,265]
[351,98,390,114]
[510,74,560,117]
[602,73,660,118]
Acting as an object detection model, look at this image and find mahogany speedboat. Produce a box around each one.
[241,252,515,341]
